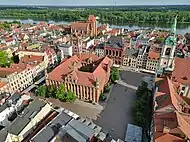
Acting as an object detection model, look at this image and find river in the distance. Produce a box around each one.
[1,18,190,35]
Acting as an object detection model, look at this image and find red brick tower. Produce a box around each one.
[88,15,97,37]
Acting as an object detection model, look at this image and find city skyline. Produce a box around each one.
[0,0,189,6]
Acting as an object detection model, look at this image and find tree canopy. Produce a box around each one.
[110,67,120,82]
[0,9,189,27]
[36,86,47,97]
[0,51,12,67]
[56,84,66,101]
[36,84,76,102]
[132,80,152,134]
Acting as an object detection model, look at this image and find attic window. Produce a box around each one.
[182,76,188,80]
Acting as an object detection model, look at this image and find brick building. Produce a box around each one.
[104,36,127,65]
[146,50,160,71]
[46,54,112,103]
[71,15,97,37]
[172,58,190,99]
[153,77,190,141]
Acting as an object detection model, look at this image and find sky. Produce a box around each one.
[0,0,189,6]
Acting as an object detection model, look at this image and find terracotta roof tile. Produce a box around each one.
[48,54,112,88]
[148,50,160,60]
[0,68,19,78]
[154,112,178,132]
[71,22,88,30]
[172,58,190,85]
[20,55,43,64]
[176,112,190,138]
[156,77,189,112]
[0,81,7,88]
[155,133,184,142]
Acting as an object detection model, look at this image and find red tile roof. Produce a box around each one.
[154,112,178,132]
[148,50,160,60]
[0,67,21,77]
[155,133,184,142]
[71,22,88,30]
[0,81,7,88]
[155,77,190,139]
[48,54,112,88]
[156,78,173,110]
[176,112,190,138]
[20,55,43,64]
[156,77,189,112]
[172,58,190,85]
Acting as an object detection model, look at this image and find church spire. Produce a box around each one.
[171,15,177,36]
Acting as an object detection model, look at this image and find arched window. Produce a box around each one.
[165,48,171,56]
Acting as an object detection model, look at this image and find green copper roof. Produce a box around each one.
[171,16,177,35]
[165,35,177,46]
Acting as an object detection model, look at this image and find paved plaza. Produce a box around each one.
[48,70,149,140]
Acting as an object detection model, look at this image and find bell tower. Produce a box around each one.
[157,15,177,76]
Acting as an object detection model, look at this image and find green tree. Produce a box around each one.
[110,67,120,82]
[132,81,152,130]
[0,51,12,67]
[104,84,111,93]
[133,111,146,127]
[136,81,149,98]
[36,86,47,97]
[47,85,56,98]
[100,93,107,101]
[56,84,66,101]
[66,90,77,102]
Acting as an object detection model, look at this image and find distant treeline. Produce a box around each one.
[0,5,190,11]
[0,9,190,24]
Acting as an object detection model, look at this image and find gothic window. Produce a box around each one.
[116,51,118,56]
[165,48,171,56]
[109,50,111,55]
[113,50,115,56]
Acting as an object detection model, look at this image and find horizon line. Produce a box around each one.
[0,4,190,6]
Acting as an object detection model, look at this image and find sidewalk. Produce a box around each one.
[74,99,103,111]
[99,84,114,108]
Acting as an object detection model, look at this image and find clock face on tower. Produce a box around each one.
[165,48,171,56]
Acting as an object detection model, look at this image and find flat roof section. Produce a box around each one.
[125,124,142,142]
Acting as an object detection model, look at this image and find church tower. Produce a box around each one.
[88,15,97,37]
[157,15,177,76]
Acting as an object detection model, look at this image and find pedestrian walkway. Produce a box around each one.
[74,99,103,110]
[117,80,138,90]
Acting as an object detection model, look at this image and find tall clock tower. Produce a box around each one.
[157,16,177,76]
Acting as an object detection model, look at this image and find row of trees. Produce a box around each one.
[0,21,21,30]
[132,81,152,137]
[0,9,189,24]
[36,84,76,102]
